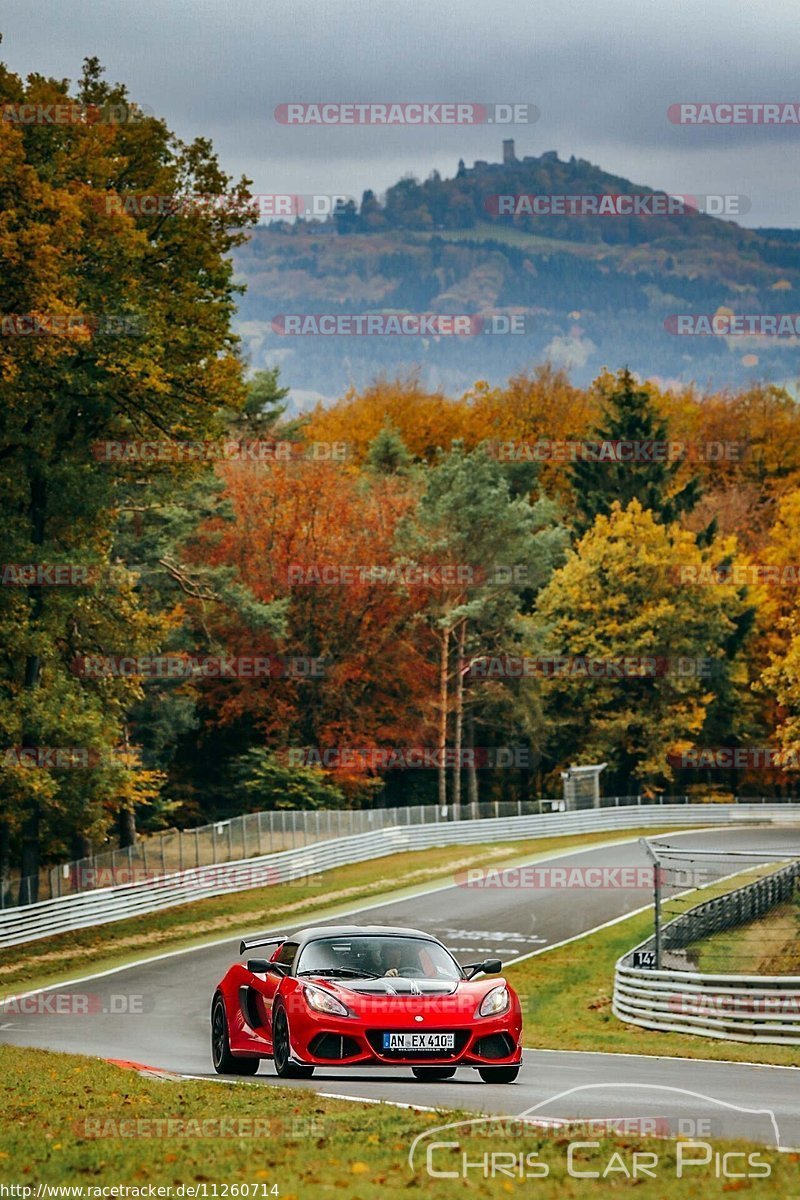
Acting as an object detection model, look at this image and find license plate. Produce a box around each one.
[382,1032,455,1051]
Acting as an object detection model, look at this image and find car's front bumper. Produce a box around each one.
[289,1007,523,1068]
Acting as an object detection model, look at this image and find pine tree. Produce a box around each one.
[570,369,703,533]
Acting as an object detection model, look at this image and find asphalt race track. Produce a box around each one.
[4,825,800,1148]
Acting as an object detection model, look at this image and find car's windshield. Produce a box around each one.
[295,935,462,980]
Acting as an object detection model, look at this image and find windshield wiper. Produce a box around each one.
[297,967,380,979]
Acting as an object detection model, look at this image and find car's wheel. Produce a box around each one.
[211,995,259,1075]
[272,1004,315,1079]
[411,1067,457,1081]
[478,1064,520,1083]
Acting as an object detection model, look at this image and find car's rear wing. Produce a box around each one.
[239,932,287,955]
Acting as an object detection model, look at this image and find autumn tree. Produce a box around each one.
[530,500,752,794]
[0,55,256,894]
[186,452,429,805]
[396,444,565,810]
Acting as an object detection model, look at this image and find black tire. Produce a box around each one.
[478,1064,520,1083]
[411,1067,457,1081]
[272,1004,315,1079]
[211,995,259,1075]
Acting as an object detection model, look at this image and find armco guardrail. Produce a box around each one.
[19,794,652,905]
[614,861,800,1044]
[11,792,800,907]
[2,802,798,949]
[661,861,800,954]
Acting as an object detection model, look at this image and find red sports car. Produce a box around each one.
[211,924,522,1082]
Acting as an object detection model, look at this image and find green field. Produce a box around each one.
[0,1045,793,1198]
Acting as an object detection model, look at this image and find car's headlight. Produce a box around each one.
[302,984,350,1017]
[477,984,510,1018]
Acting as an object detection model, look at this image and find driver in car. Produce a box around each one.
[382,941,422,977]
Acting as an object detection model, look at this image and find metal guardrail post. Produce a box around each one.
[640,838,662,969]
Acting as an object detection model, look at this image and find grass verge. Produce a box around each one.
[0,1045,794,1196]
[695,899,800,975]
[0,827,678,995]
[507,908,800,1066]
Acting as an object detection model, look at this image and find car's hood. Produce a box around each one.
[339,978,460,998]
[299,975,508,1016]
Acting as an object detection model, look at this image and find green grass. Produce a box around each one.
[694,899,800,975]
[0,827,680,995]
[0,1045,794,1196]
[506,908,800,1066]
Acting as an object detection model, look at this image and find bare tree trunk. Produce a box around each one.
[71,832,92,860]
[467,712,479,816]
[453,621,467,818]
[437,628,450,809]
[19,808,41,904]
[0,820,9,903]
[118,807,137,849]
[18,462,47,905]
[117,722,137,848]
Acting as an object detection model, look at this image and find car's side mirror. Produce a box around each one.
[463,959,503,979]
[247,959,289,976]
[246,959,270,973]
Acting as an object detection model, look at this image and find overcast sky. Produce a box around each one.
[2,0,799,227]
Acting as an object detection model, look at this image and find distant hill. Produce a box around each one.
[232,145,800,399]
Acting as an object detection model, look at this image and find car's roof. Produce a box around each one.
[290,924,440,946]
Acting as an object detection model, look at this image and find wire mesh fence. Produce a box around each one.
[4,793,651,908]
[4,791,798,909]
[636,839,800,974]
